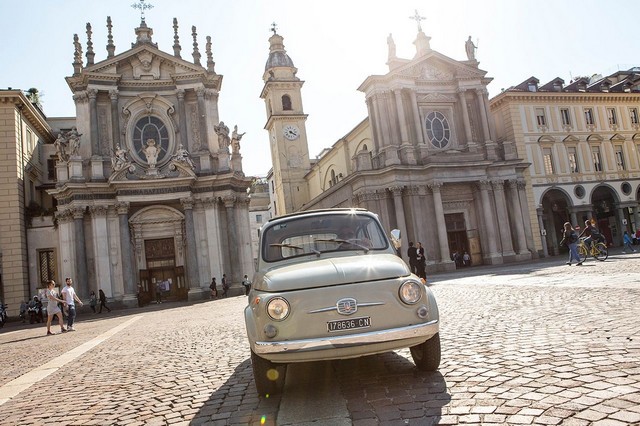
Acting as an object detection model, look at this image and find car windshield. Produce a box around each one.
[262,213,389,262]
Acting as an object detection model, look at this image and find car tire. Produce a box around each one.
[410,333,441,371]
[250,350,286,396]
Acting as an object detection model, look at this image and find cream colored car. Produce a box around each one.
[244,208,440,395]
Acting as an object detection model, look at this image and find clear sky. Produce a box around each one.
[1,0,638,178]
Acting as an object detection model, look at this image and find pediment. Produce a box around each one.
[610,133,626,142]
[395,51,487,82]
[587,134,604,142]
[538,135,556,143]
[563,135,580,143]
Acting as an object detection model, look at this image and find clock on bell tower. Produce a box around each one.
[260,27,311,215]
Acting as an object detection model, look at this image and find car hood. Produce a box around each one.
[259,254,410,292]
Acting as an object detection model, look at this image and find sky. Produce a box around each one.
[1,0,638,178]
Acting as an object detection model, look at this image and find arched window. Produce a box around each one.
[330,170,336,187]
[362,144,368,151]
[133,116,170,164]
[425,111,450,149]
[282,95,292,111]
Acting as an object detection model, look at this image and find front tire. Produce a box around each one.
[250,350,286,396]
[410,333,441,371]
[577,244,588,263]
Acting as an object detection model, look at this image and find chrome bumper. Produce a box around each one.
[253,319,438,355]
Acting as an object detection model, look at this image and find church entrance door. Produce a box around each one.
[142,238,187,302]
[445,213,469,265]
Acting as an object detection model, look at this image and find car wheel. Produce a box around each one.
[410,333,441,371]
[250,350,286,396]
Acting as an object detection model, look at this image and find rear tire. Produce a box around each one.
[250,350,286,396]
[594,242,608,261]
[577,244,588,263]
[410,333,441,371]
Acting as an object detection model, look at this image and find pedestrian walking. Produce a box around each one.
[462,251,471,267]
[89,290,97,313]
[61,277,84,331]
[407,242,418,275]
[560,222,582,266]
[416,242,426,280]
[242,274,252,296]
[45,280,67,335]
[221,274,229,297]
[622,231,636,253]
[98,289,111,313]
[155,281,163,304]
[209,277,218,299]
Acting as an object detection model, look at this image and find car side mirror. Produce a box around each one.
[390,229,401,249]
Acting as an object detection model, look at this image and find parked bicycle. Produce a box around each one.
[576,237,608,262]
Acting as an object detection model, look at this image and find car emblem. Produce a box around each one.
[336,298,358,315]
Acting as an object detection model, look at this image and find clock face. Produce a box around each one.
[283,125,300,140]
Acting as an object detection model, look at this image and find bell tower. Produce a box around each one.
[260,26,310,215]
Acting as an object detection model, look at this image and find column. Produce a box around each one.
[570,210,579,228]
[55,210,75,283]
[72,206,89,298]
[492,180,516,256]
[477,181,500,261]
[88,89,100,155]
[196,87,209,150]
[634,206,640,233]
[428,182,452,263]
[181,198,200,292]
[177,89,189,150]
[116,202,137,303]
[394,89,409,143]
[223,195,241,286]
[409,91,425,144]
[507,180,529,255]
[237,195,254,278]
[366,98,381,152]
[109,90,120,149]
[475,89,491,142]
[482,90,497,141]
[203,197,224,280]
[517,180,536,255]
[390,186,408,263]
[457,89,473,143]
[90,206,112,297]
[536,208,549,257]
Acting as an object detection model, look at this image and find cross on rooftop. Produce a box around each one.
[270,22,278,35]
[409,9,426,32]
[132,0,154,22]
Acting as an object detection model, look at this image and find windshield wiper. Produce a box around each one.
[269,243,321,256]
[314,238,370,253]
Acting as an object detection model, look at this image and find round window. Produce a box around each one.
[621,182,632,196]
[425,111,451,149]
[574,185,585,199]
[132,116,170,165]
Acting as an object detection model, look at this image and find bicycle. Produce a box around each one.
[576,237,608,262]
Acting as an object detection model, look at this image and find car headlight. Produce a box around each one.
[266,297,290,321]
[399,280,422,304]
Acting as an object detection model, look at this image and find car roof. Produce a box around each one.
[265,208,370,224]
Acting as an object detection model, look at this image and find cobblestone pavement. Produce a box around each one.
[0,251,639,425]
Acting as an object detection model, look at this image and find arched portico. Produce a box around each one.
[539,188,573,255]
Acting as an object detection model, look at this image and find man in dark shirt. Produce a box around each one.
[407,242,418,275]
[578,220,605,247]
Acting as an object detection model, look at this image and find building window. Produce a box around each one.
[282,95,292,111]
[615,146,625,170]
[568,147,579,173]
[630,108,639,125]
[535,108,546,126]
[133,116,170,165]
[584,108,594,125]
[47,159,56,180]
[528,83,537,92]
[560,108,571,126]
[592,146,602,171]
[38,249,56,285]
[542,148,554,175]
[256,214,262,223]
[425,111,450,149]
[607,108,617,126]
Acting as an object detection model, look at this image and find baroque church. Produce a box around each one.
[1,16,254,311]
[263,20,536,271]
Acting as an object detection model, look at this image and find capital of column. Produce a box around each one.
[491,179,505,192]
[71,206,86,219]
[222,194,236,208]
[205,89,218,100]
[196,87,205,98]
[202,197,219,208]
[87,88,98,100]
[405,185,420,196]
[72,91,88,104]
[477,180,492,191]
[507,179,518,190]
[115,202,130,215]
[55,209,74,224]
[176,88,185,100]
[388,186,404,197]
[237,195,251,206]
[89,205,108,217]
[516,179,527,191]
[475,88,488,97]
[109,89,119,101]
[181,197,195,210]
[427,181,443,193]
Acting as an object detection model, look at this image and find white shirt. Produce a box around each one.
[61,285,77,306]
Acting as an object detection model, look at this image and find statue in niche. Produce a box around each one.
[143,139,159,168]
[231,125,245,154]
[172,144,196,169]
[111,144,129,171]
[54,133,68,162]
[214,121,230,151]
[67,127,82,157]
[465,36,477,60]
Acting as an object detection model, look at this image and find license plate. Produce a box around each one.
[327,316,371,332]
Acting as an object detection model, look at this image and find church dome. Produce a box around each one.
[265,33,295,71]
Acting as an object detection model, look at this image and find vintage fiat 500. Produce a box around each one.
[244,208,440,395]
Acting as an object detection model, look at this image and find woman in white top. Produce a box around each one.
[46,280,67,335]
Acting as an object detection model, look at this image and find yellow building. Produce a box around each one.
[491,71,640,254]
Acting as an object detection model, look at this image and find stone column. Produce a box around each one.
[366,98,381,153]
[475,89,491,142]
[109,90,120,149]
[72,206,89,298]
[223,195,241,288]
[507,180,529,256]
[517,180,536,255]
[428,182,453,264]
[634,206,640,233]
[492,180,516,257]
[89,205,112,297]
[55,210,75,283]
[116,202,137,306]
[409,91,424,144]
[177,89,189,150]
[477,181,501,263]
[482,90,497,141]
[181,198,200,298]
[88,89,100,155]
[394,89,409,143]
[390,186,408,263]
[203,197,224,280]
[457,89,474,146]
[537,208,549,257]
[196,87,209,150]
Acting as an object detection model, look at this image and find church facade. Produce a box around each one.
[263,26,536,271]
[1,17,254,314]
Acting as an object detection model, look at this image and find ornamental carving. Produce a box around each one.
[180,198,195,210]
[490,180,505,191]
[388,186,404,196]
[427,181,443,192]
[222,195,237,207]
[89,205,108,217]
[477,180,492,191]
[418,93,457,103]
[71,206,87,219]
[115,202,130,215]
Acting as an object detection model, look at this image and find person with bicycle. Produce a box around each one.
[559,222,582,266]
[578,219,605,249]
